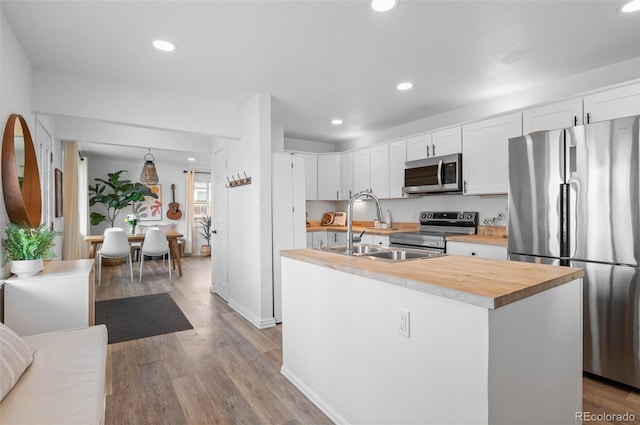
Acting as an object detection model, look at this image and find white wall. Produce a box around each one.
[87,156,190,238]
[226,93,275,328]
[33,69,241,139]
[0,11,36,278]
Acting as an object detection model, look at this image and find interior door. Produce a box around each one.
[212,146,229,301]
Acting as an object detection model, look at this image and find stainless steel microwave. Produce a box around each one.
[403,153,463,195]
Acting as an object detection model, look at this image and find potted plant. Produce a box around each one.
[198,215,212,256]
[2,223,61,277]
[88,170,157,228]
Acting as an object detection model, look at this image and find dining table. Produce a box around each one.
[84,231,184,276]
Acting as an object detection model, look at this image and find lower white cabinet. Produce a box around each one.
[328,231,347,246]
[361,234,389,246]
[310,232,329,249]
[446,241,507,260]
[306,232,313,248]
[4,259,96,336]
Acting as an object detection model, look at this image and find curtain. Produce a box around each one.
[62,141,88,260]
[184,170,195,254]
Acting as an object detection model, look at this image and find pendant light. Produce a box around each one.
[139,149,159,185]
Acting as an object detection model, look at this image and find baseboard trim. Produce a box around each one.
[228,298,276,329]
[280,365,347,425]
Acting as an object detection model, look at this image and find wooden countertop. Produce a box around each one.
[447,234,508,247]
[280,248,583,309]
[306,221,419,236]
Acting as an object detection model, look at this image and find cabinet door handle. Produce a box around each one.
[336,190,339,200]
[573,115,578,126]
[471,252,476,256]
[426,145,430,157]
[463,180,468,193]
[432,144,436,156]
[586,112,591,124]
[349,190,352,198]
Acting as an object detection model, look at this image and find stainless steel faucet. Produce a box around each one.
[346,190,384,255]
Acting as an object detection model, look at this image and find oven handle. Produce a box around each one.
[437,159,443,187]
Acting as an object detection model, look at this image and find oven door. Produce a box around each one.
[389,232,445,253]
[403,153,462,195]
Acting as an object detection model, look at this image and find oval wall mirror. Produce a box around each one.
[2,114,42,227]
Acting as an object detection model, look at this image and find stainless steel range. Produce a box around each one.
[389,211,478,253]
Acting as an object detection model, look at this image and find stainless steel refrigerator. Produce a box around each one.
[508,115,640,389]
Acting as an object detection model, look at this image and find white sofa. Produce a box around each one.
[0,325,108,425]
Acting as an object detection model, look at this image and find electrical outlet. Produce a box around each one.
[397,309,410,338]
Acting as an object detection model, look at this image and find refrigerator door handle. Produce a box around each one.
[560,183,569,259]
[437,159,443,187]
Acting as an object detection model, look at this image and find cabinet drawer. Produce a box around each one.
[446,241,507,260]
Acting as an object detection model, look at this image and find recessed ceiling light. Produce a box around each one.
[621,0,640,12]
[152,39,176,52]
[331,119,343,125]
[396,82,413,91]
[187,157,196,162]
[371,0,398,12]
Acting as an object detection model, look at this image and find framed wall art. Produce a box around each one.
[133,184,163,221]
[55,168,63,217]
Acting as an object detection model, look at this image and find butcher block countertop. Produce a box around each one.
[447,234,508,247]
[280,248,584,309]
[306,220,419,236]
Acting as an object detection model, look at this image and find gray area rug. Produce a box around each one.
[95,293,193,344]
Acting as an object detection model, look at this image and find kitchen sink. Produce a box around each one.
[320,244,444,262]
[321,244,387,256]
[365,249,444,262]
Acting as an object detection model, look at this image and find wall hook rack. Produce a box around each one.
[225,171,252,188]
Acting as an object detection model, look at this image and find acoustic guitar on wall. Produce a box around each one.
[167,184,182,220]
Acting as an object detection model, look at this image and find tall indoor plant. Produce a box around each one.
[88,170,157,227]
[198,215,213,256]
[2,222,61,277]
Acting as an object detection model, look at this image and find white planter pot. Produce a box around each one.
[10,259,44,278]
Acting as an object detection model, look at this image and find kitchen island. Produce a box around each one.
[280,248,584,425]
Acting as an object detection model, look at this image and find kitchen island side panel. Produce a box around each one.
[281,256,583,425]
[281,257,491,425]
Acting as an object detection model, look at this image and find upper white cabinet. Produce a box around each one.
[431,127,462,157]
[340,152,354,200]
[406,133,432,161]
[317,153,341,200]
[369,144,390,199]
[353,148,371,193]
[462,112,522,195]
[388,139,406,198]
[583,82,640,124]
[295,153,317,200]
[523,98,583,134]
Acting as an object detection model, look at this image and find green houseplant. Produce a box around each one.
[198,215,213,256]
[2,222,61,277]
[88,170,157,227]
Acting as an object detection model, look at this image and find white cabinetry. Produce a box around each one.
[311,232,328,249]
[389,139,406,198]
[273,154,307,323]
[306,232,313,248]
[353,148,371,193]
[406,133,432,161]
[317,153,341,200]
[4,259,96,336]
[327,231,347,246]
[446,241,507,260]
[360,234,389,246]
[369,144,390,198]
[340,152,354,200]
[523,98,583,134]
[462,112,522,195]
[295,153,317,200]
[431,127,462,157]
[583,82,640,124]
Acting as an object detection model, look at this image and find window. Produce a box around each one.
[193,181,211,219]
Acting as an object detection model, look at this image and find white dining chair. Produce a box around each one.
[97,228,133,285]
[130,226,159,262]
[139,228,171,281]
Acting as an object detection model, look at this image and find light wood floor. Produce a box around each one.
[98,256,640,425]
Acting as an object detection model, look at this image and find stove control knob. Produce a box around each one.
[426,213,433,219]
[458,213,464,219]
[466,214,473,219]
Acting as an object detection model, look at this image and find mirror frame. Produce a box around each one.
[2,113,42,226]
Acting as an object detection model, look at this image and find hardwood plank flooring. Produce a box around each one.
[98,256,639,425]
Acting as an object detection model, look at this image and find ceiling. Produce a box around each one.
[2,0,640,157]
